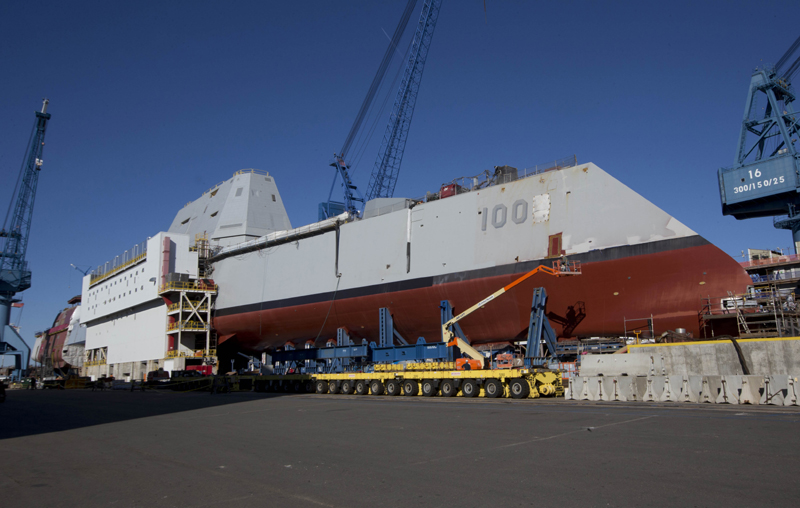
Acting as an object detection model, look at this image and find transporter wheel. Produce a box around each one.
[316,380,329,394]
[484,379,503,398]
[421,379,437,397]
[510,378,530,399]
[328,381,340,394]
[440,380,456,397]
[341,380,354,394]
[462,380,478,398]
[355,380,368,395]
[293,381,304,393]
[304,380,315,393]
[385,380,401,396]
[370,380,384,396]
[403,380,419,396]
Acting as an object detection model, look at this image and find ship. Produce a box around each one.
[32,295,86,374]
[165,158,752,356]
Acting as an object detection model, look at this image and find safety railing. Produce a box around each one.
[166,321,209,332]
[417,155,578,202]
[166,302,209,313]
[84,359,107,367]
[740,253,800,268]
[89,251,147,287]
[159,281,217,293]
[165,348,217,359]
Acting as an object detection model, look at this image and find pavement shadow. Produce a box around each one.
[0,388,298,440]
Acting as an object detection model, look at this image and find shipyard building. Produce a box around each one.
[80,170,289,380]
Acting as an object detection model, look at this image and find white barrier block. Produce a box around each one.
[565,378,577,400]
[760,376,786,406]
[680,376,702,403]
[738,375,763,405]
[599,377,617,401]
[590,377,607,401]
[609,377,627,402]
[579,376,592,401]
[659,376,682,402]
[784,376,799,407]
[716,375,740,404]
[700,376,722,403]
[642,376,664,402]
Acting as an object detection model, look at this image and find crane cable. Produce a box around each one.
[339,0,418,159]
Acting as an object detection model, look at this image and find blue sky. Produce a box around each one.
[2,0,800,352]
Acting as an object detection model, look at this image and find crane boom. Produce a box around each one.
[0,99,51,381]
[365,0,442,201]
[1,99,50,297]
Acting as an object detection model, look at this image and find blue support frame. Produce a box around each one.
[379,307,408,346]
[525,288,559,367]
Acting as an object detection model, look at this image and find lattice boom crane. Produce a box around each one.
[0,99,51,379]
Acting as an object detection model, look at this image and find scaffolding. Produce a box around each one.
[700,283,800,338]
[159,277,217,362]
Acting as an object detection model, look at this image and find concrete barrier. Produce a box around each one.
[738,375,763,405]
[700,375,722,403]
[565,378,578,400]
[679,376,702,403]
[579,354,664,377]
[659,375,682,402]
[642,376,664,402]
[607,377,626,401]
[579,376,592,401]
[760,375,787,405]
[626,337,800,377]
[716,375,740,404]
[785,376,799,407]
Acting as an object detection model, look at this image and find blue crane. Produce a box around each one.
[365,0,442,201]
[0,99,51,380]
[718,37,800,246]
[320,0,442,219]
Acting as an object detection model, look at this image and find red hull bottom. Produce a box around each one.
[213,243,751,352]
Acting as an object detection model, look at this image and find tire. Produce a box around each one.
[421,380,437,397]
[510,378,530,399]
[462,380,478,398]
[440,380,456,397]
[293,381,304,393]
[355,380,368,395]
[385,379,401,396]
[341,380,354,394]
[370,380,384,396]
[328,381,339,394]
[316,380,329,394]
[304,380,315,393]
[403,380,419,396]
[485,379,503,398]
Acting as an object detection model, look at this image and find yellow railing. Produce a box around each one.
[159,281,217,294]
[85,359,107,367]
[167,321,208,332]
[166,348,217,359]
[166,302,209,313]
[90,252,147,287]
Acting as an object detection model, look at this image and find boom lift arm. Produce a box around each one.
[442,260,580,368]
